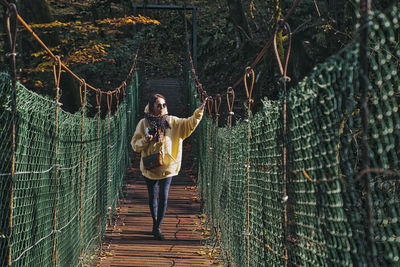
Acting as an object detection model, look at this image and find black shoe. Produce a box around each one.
[151,225,158,234]
[153,227,164,240]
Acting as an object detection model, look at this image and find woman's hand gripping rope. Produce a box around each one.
[199,96,208,111]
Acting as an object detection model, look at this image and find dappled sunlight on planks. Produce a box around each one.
[98,149,216,266]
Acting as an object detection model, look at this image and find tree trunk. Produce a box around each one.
[17,0,53,23]
[0,6,9,71]
[226,0,252,42]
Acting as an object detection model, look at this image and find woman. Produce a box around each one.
[131,93,207,240]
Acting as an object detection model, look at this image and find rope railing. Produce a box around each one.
[183,2,400,266]
[1,1,399,266]
[0,66,141,266]
[0,1,144,266]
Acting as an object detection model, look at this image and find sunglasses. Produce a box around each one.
[157,103,167,109]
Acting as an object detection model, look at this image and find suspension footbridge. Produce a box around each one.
[1,1,400,266]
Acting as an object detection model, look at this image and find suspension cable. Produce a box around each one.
[183,0,301,115]
[0,0,140,98]
[5,3,18,266]
[273,20,292,267]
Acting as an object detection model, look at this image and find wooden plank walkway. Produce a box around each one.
[98,146,214,266]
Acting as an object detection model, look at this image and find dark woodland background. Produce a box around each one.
[0,0,398,116]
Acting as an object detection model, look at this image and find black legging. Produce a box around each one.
[144,177,173,227]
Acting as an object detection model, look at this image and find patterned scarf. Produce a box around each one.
[145,113,171,142]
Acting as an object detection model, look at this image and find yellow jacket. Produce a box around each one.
[131,108,204,180]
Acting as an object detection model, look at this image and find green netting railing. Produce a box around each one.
[0,69,141,266]
[185,6,400,267]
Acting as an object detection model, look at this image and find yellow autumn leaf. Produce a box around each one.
[196,250,206,255]
[34,80,43,87]
[202,231,210,236]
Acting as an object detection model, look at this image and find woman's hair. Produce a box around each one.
[148,93,166,114]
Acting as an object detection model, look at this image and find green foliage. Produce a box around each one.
[1,0,148,114]
[1,0,399,117]
[139,10,186,78]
